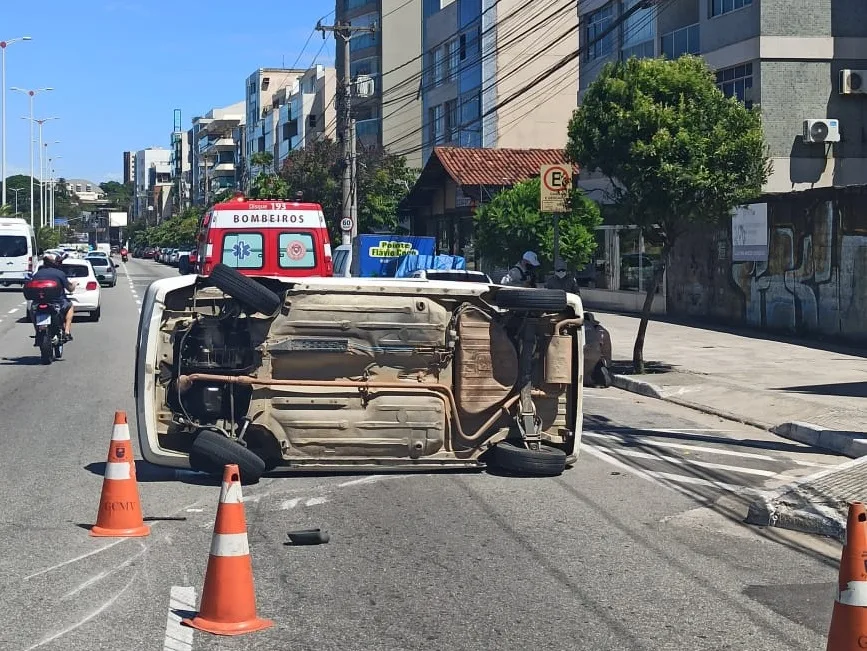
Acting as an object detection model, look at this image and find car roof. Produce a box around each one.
[62,258,91,266]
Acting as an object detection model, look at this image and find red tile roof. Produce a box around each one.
[432,146,576,187]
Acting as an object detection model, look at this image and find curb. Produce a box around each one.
[771,422,867,459]
[610,374,773,431]
[742,453,867,541]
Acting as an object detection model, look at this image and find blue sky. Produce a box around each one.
[2,1,335,185]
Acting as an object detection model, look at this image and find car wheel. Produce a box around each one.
[490,441,567,477]
[90,307,101,322]
[188,429,266,484]
[208,263,283,316]
[493,287,567,312]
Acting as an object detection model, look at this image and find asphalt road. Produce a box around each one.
[0,257,844,650]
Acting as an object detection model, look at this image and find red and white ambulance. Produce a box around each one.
[195,193,333,278]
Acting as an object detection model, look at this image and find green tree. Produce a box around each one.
[249,152,289,200]
[100,180,134,208]
[279,139,417,240]
[474,177,601,270]
[566,55,770,372]
[36,226,61,250]
[53,177,81,222]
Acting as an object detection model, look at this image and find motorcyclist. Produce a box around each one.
[500,250,540,287]
[545,260,580,294]
[30,252,76,343]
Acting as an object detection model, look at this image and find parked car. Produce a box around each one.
[583,312,612,387]
[135,266,586,482]
[86,255,117,287]
[26,258,101,322]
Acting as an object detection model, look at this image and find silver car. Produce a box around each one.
[85,255,117,287]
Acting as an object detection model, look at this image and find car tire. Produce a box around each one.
[188,428,266,484]
[90,307,101,322]
[494,287,567,312]
[209,263,283,316]
[490,441,567,477]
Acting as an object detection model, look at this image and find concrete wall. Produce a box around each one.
[667,191,867,342]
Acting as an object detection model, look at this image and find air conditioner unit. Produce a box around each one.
[839,69,867,95]
[802,119,841,144]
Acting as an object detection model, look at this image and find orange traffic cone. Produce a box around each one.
[826,502,867,650]
[91,411,149,538]
[182,464,273,636]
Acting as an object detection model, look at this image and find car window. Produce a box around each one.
[278,232,315,269]
[221,232,263,269]
[60,264,90,278]
[0,235,27,257]
[87,258,110,268]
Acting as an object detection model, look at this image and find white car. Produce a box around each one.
[27,258,102,322]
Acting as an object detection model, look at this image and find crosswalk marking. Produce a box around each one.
[582,430,835,467]
[608,447,782,477]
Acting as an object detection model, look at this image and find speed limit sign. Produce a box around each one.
[340,217,353,231]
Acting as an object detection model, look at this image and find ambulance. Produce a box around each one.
[195,193,333,278]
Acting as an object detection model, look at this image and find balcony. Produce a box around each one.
[208,161,237,176]
[200,137,236,155]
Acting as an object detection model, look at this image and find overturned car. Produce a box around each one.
[134,264,585,482]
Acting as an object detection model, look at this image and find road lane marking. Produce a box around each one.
[60,542,148,600]
[583,431,837,467]
[23,538,129,580]
[8,307,18,314]
[608,447,782,477]
[305,496,328,506]
[280,497,303,510]
[582,443,765,497]
[25,573,137,650]
[337,474,388,487]
[163,586,196,651]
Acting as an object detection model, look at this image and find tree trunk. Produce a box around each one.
[632,245,669,374]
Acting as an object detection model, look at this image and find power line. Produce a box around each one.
[391,0,676,160]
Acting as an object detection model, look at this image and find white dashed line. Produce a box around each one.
[7,308,18,314]
[162,585,196,651]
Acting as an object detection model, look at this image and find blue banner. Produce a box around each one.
[355,235,436,277]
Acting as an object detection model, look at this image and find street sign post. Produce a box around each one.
[340,217,353,232]
[540,164,572,267]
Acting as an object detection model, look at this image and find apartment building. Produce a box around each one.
[133,148,171,221]
[170,127,192,211]
[576,0,867,337]
[336,0,423,168]
[274,65,338,169]
[419,0,578,165]
[190,101,245,206]
[245,68,306,175]
[66,179,106,203]
[122,151,135,185]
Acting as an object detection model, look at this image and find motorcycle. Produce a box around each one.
[23,278,65,365]
[121,251,128,262]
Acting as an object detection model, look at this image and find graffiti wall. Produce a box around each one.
[667,189,867,342]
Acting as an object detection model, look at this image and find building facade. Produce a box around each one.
[245,68,306,177]
[190,101,245,206]
[133,148,171,221]
[419,0,578,165]
[170,127,192,212]
[66,179,106,203]
[336,0,423,168]
[576,0,867,331]
[122,151,135,185]
[275,65,338,169]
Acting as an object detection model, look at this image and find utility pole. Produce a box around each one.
[316,19,377,247]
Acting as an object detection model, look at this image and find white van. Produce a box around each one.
[0,218,37,286]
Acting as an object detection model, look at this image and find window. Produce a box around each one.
[711,0,752,17]
[76,184,82,193]
[86,184,92,192]
[349,12,378,51]
[428,105,444,144]
[351,57,379,78]
[460,91,480,126]
[278,232,316,269]
[459,34,467,61]
[661,24,699,59]
[585,5,614,61]
[221,233,264,269]
[60,264,90,278]
[447,39,459,81]
[445,100,458,142]
[716,62,753,108]
[0,235,27,257]
[434,46,445,84]
[308,114,318,128]
[621,0,654,59]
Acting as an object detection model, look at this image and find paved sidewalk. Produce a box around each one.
[598,312,867,449]
[594,311,867,540]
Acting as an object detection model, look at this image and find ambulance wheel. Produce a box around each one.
[209,263,283,316]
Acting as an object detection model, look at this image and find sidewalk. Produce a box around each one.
[594,311,867,540]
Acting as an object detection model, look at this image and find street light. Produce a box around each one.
[9,186,23,214]
[22,115,58,228]
[48,155,62,227]
[0,36,31,209]
[11,86,52,227]
[43,139,59,221]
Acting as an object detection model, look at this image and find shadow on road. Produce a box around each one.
[779,381,867,398]
[0,354,53,366]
